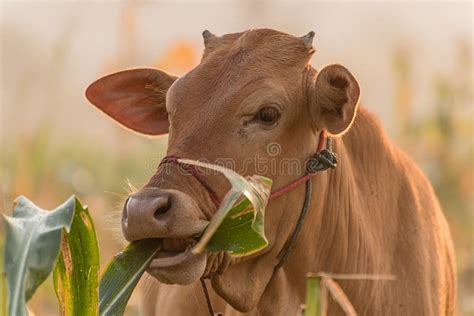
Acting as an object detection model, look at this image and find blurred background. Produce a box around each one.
[1,1,472,314]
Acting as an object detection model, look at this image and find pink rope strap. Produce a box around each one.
[159,155,220,208]
[269,129,327,200]
[158,130,331,207]
[269,174,313,200]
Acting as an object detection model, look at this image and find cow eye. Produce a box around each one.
[256,106,280,125]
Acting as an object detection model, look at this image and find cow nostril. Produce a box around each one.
[153,196,172,218]
[122,197,130,227]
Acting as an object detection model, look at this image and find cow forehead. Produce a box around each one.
[203,30,311,72]
[205,29,312,63]
[167,30,311,111]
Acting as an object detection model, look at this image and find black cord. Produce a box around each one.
[200,278,215,316]
[274,177,313,271]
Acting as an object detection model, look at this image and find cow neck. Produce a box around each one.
[158,130,337,316]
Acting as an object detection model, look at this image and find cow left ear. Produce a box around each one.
[85,68,177,136]
[310,64,360,136]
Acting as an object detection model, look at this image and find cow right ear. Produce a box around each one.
[85,68,177,136]
[310,64,360,136]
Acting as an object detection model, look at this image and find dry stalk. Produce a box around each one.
[312,272,395,315]
[321,277,357,316]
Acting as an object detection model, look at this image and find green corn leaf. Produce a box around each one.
[177,159,272,256]
[4,196,75,316]
[204,177,272,256]
[99,239,162,316]
[53,198,99,316]
[304,274,322,316]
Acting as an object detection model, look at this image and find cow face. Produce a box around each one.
[86,29,360,311]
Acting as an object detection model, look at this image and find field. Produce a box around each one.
[1,1,472,315]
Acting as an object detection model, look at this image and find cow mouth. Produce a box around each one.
[146,237,208,285]
[150,248,195,268]
[149,237,197,268]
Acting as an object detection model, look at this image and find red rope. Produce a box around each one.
[159,156,220,208]
[268,174,313,200]
[269,130,326,200]
[159,131,327,206]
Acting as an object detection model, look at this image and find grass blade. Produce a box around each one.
[4,196,75,316]
[99,239,161,316]
[53,198,99,316]
[304,274,322,316]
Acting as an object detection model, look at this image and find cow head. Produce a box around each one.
[86,29,360,312]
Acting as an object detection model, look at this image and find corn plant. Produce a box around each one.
[3,159,273,315]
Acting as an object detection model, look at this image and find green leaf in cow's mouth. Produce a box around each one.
[176,159,272,257]
[98,239,162,316]
[204,195,269,256]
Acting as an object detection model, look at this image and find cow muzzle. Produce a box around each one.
[122,187,209,285]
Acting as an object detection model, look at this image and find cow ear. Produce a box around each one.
[85,68,177,136]
[311,64,360,136]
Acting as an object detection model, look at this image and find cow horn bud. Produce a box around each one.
[301,31,315,49]
[202,30,216,45]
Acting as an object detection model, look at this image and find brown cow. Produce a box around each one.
[86,29,456,315]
